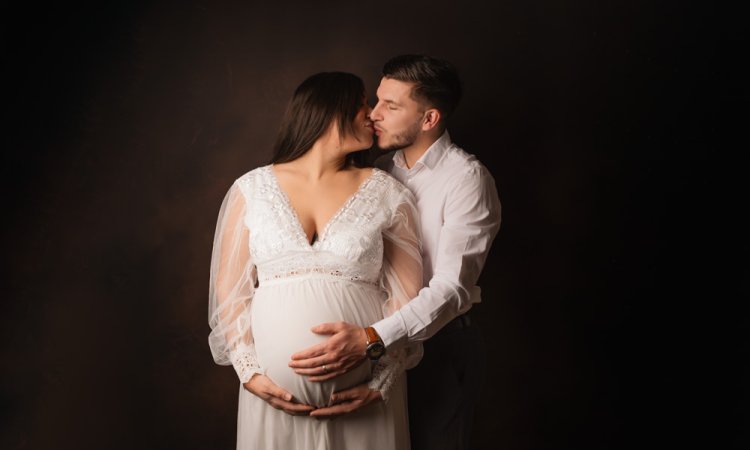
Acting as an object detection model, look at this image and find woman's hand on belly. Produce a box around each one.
[243,374,316,416]
[309,382,382,419]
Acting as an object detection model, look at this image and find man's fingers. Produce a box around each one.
[289,343,327,362]
[310,322,342,334]
[306,369,344,382]
[289,354,330,369]
[293,362,347,381]
[294,356,366,380]
[304,355,366,377]
[293,360,341,375]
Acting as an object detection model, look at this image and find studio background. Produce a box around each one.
[2,1,742,449]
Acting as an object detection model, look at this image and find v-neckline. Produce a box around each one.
[267,165,378,249]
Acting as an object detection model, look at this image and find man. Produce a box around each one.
[289,55,501,449]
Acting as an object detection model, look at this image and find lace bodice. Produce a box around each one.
[208,165,424,402]
[236,166,392,286]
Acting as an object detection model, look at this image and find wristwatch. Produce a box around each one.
[364,326,386,360]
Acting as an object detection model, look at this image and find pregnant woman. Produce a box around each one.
[208,72,422,449]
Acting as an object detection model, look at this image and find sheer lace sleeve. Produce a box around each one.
[369,186,424,402]
[208,182,261,383]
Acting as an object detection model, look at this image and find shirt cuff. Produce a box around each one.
[372,312,408,350]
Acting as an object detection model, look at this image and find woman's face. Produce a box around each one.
[340,98,374,152]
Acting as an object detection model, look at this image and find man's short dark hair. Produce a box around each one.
[382,55,462,122]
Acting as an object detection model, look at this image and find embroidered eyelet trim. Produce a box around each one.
[263,166,384,249]
[230,349,262,383]
[235,167,397,285]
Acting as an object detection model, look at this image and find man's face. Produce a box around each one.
[370,77,425,151]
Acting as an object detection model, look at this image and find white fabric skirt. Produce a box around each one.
[238,276,410,450]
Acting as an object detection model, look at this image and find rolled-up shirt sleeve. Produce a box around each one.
[372,164,501,349]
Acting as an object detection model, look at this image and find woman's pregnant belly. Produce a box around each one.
[251,277,385,408]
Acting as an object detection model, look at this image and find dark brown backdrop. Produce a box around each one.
[2,1,742,449]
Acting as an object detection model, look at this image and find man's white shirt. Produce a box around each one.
[373,131,502,349]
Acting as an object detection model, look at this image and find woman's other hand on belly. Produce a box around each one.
[309,382,383,419]
[243,373,316,416]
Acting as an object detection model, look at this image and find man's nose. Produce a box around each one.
[370,104,382,120]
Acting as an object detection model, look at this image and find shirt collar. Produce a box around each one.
[393,131,452,172]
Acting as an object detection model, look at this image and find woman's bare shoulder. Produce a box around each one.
[352,166,375,182]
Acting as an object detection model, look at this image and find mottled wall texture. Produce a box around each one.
[2,1,742,449]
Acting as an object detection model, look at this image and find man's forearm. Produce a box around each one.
[372,276,474,350]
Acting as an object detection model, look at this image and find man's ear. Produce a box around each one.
[421,108,441,131]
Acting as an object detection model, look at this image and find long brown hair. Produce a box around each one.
[271,72,369,166]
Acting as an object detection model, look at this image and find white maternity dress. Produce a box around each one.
[208,166,423,449]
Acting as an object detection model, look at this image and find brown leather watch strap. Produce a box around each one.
[365,326,382,345]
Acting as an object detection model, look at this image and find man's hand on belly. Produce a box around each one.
[309,382,382,419]
[243,374,315,416]
[288,321,367,381]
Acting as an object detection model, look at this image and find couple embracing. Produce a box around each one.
[209,54,501,450]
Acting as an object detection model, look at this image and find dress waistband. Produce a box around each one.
[258,271,380,288]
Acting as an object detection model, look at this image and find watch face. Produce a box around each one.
[367,343,385,360]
